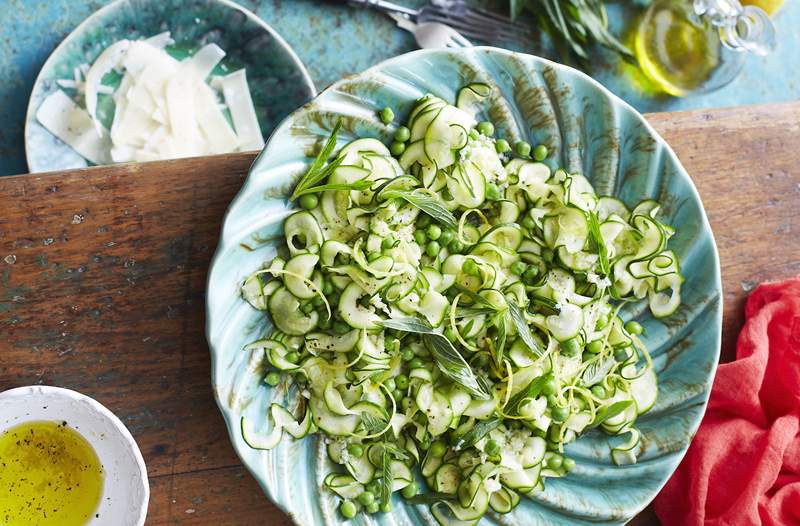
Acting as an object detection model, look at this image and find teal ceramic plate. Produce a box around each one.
[24,0,315,173]
[207,47,722,525]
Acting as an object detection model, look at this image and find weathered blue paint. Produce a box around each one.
[1,0,798,175]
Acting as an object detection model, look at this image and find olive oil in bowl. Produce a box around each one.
[0,421,104,526]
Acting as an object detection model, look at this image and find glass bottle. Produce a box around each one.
[634,0,776,96]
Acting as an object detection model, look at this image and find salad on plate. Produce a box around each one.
[238,83,683,523]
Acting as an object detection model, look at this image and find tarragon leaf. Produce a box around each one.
[452,417,502,451]
[290,121,343,200]
[382,190,458,229]
[380,318,491,400]
[589,400,634,429]
[292,178,372,197]
[361,412,387,435]
[508,301,543,357]
[581,355,617,387]
[380,447,393,506]
[505,374,550,414]
[587,210,610,277]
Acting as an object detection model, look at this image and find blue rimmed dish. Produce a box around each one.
[24,0,315,173]
[206,47,722,525]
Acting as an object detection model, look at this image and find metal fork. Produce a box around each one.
[389,13,472,48]
[327,0,529,42]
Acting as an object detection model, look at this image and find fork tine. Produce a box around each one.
[458,10,530,36]
[424,15,514,42]
[424,5,530,36]
[462,5,530,32]
[449,30,472,47]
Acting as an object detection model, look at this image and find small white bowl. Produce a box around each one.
[0,386,149,526]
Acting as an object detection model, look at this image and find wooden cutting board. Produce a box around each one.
[0,102,798,525]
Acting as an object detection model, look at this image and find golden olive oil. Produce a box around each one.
[0,421,104,526]
[634,0,721,96]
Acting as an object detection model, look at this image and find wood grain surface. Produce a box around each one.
[1,102,799,525]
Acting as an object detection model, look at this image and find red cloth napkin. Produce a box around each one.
[654,277,800,526]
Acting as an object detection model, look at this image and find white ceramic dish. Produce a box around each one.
[0,385,149,526]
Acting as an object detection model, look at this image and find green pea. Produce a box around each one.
[401,397,412,411]
[396,374,409,390]
[431,440,447,457]
[495,138,511,153]
[468,128,480,140]
[541,377,557,396]
[312,296,324,307]
[413,230,427,245]
[523,266,540,285]
[265,372,280,386]
[299,193,319,210]
[547,453,563,469]
[586,340,604,354]
[591,385,607,398]
[322,280,334,295]
[533,144,548,161]
[380,107,394,124]
[340,499,358,519]
[475,353,490,367]
[401,481,418,499]
[522,214,536,229]
[416,214,431,228]
[426,225,442,240]
[477,121,495,137]
[560,338,582,357]
[384,378,397,392]
[394,126,411,142]
[485,183,501,201]
[301,302,315,314]
[463,258,480,276]
[439,229,454,247]
[563,457,576,472]
[552,404,570,422]
[401,348,414,361]
[515,140,531,157]
[390,141,406,156]
[485,439,501,456]
[285,351,300,364]
[409,358,424,369]
[357,491,375,506]
[318,317,332,330]
[381,500,392,513]
[448,240,464,254]
[624,320,644,335]
[366,501,380,514]
[426,240,441,258]
[382,236,396,250]
[348,443,365,457]
[510,261,527,275]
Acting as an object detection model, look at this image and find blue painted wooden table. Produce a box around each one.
[1,0,798,177]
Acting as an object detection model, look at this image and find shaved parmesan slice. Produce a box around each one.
[220,70,264,150]
[36,90,111,165]
[194,83,238,154]
[187,43,226,80]
[144,31,174,49]
[43,33,263,165]
[84,39,131,134]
